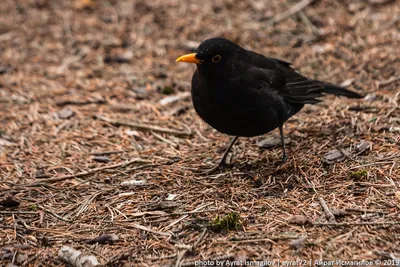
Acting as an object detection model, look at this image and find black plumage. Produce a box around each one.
[176,38,363,173]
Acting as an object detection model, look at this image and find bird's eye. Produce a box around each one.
[212,55,222,63]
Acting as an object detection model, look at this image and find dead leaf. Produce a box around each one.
[289,236,307,250]
[15,253,28,264]
[323,149,345,164]
[257,135,289,149]
[331,209,350,217]
[0,251,13,260]
[87,234,119,244]
[287,215,311,225]
[355,141,372,154]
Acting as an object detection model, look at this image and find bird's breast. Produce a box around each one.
[191,76,288,137]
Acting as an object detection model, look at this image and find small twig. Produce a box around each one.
[313,221,400,226]
[348,161,397,170]
[27,158,151,185]
[226,234,299,244]
[267,0,317,25]
[151,131,179,148]
[358,182,396,188]
[56,99,106,106]
[175,249,189,267]
[298,10,321,36]
[145,254,177,261]
[345,208,389,214]
[378,75,400,88]
[171,208,221,216]
[90,150,127,156]
[126,223,171,237]
[163,202,213,231]
[193,228,207,249]
[173,229,207,266]
[348,106,379,112]
[65,191,105,220]
[224,238,277,244]
[94,115,192,136]
[0,211,38,215]
[318,197,337,223]
[37,204,71,222]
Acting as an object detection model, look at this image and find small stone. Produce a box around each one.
[57,108,75,119]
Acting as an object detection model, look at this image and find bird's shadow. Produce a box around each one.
[196,156,302,195]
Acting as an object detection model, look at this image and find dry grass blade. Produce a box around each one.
[27,158,151,185]
[267,0,317,24]
[94,115,192,136]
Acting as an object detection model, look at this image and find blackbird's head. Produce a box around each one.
[176,38,243,75]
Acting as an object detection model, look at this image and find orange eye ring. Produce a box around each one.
[212,55,222,63]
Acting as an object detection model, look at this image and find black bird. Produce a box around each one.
[176,38,363,173]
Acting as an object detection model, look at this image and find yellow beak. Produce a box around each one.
[176,53,203,64]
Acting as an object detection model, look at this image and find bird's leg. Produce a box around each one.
[200,136,239,174]
[279,126,287,164]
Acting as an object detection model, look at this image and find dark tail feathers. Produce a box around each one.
[323,83,364,99]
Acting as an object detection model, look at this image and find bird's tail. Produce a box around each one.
[322,83,364,99]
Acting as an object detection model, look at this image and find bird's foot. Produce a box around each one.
[277,154,288,167]
[281,154,288,164]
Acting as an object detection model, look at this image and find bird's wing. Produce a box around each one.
[241,54,325,104]
[273,64,325,104]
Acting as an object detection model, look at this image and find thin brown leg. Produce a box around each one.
[200,136,239,174]
[279,126,287,164]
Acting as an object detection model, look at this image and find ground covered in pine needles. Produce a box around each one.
[1,0,399,266]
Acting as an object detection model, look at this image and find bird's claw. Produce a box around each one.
[278,154,288,167]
